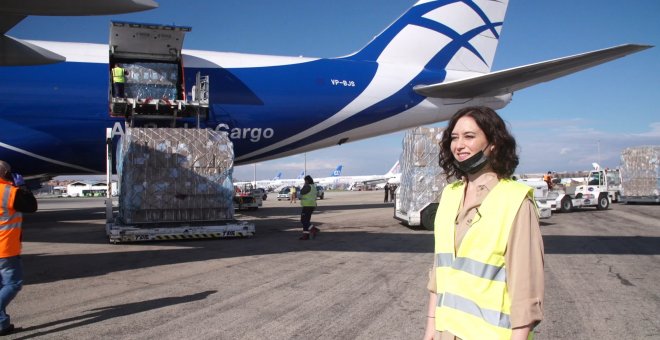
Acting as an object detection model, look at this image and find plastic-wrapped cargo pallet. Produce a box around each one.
[395,126,449,229]
[117,127,235,224]
[619,145,660,202]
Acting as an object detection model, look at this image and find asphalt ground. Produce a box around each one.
[6,191,660,339]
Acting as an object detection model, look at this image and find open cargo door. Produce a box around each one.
[109,21,209,125]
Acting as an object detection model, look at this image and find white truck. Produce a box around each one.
[547,165,621,212]
[619,145,660,203]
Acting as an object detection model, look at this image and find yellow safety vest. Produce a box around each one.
[0,180,22,258]
[112,67,125,83]
[300,184,317,207]
[434,179,534,340]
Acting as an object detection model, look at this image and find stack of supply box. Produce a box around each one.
[619,145,660,197]
[398,127,449,218]
[117,127,235,224]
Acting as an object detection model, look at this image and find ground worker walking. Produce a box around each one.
[289,185,297,204]
[299,175,319,240]
[0,161,38,336]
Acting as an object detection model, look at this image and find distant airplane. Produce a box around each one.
[0,0,652,183]
[318,162,400,190]
[265,170,307,190]
[331,165,343,178]
[234,170,283,190]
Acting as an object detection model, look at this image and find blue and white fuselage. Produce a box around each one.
[0,0,650,177]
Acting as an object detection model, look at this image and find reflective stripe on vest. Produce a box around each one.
[433,179,534,340]
[112,67,125,83]
[436,253,506,282]
[440,292,512,329]
[0,183,22,258]
[301,185,317,207]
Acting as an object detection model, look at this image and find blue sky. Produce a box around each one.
[10,0,659,181]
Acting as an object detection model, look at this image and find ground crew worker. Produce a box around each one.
[543,171,553,189]
[423,107,544,340]
[112,64,127,98]
[289,185,297,204]
[298,175,319,240]
[0,161,37,336]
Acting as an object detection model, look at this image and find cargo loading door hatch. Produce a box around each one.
[109,21,209,125]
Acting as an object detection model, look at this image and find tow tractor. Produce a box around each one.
[104,22,255,243]
[551,164,621,212]
[233,183,262,210]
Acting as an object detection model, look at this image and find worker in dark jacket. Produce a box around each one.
[0,161,37,336]
[299,175,319,240]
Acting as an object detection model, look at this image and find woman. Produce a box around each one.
[423,106,544,340]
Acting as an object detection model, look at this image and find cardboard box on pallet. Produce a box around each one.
[397,127,449,216]
[117,127,235,224]
[619,146,660,197]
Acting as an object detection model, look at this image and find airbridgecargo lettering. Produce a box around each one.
[215,124,275,143]
[109,122,274,143]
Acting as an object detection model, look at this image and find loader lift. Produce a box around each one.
[108,21,209,127]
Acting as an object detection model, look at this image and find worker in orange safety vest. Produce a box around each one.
[0,161,37,336]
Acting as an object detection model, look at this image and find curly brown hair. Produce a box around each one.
[439,106,519,180]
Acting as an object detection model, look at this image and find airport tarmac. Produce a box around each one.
[8,191,660,339]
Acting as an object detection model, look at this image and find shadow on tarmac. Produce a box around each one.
[543,235,660,255]
[21,201,433,285]
[12,291,216,339]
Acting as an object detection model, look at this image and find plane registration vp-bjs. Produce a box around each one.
[0,0,651,179]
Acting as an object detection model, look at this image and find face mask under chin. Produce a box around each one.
[454,149,489,175]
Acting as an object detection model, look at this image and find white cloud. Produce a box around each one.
[512,120,660,173]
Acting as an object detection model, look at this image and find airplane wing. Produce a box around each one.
[0,0,158,66]
[413,44,653,99]
[1,0,158,16]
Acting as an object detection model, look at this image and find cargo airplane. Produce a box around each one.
[0,0,651,182]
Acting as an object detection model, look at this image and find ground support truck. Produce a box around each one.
[619,145,660,203]
[545,165,621,212]
[233,183,262,210]
[105,127,255,243]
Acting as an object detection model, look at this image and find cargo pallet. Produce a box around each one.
[105,128,256,243]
